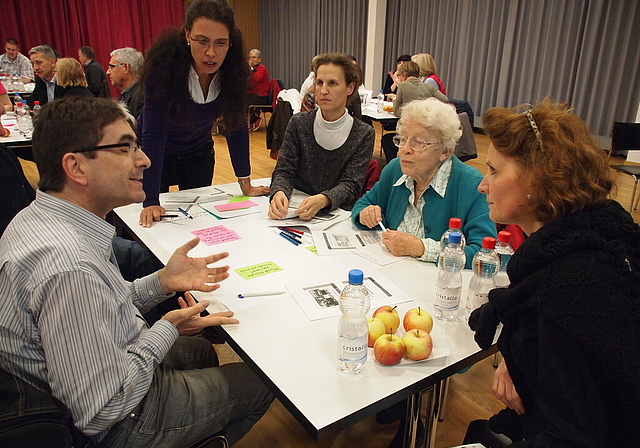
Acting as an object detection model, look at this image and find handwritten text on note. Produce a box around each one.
[191,225,241,246]
[235,261,282,280]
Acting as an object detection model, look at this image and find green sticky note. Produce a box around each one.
[235,261,283,280]
[306,245,318,255]
[229,195,250,203]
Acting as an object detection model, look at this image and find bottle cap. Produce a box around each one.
[34,101,40,105]
[348,269,364,285]
[448,232,461,244]
[449,217,462,229]
[482,236,496,249]
[498,231,511,243]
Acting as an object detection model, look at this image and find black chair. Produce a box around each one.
[248,79,283,130]
[608,122,640,212]
[461,419,511,448]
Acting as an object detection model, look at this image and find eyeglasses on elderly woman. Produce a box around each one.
[392,135,441,152]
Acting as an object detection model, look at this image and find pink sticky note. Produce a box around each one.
[214,200,258,212]
[191,225,241,246]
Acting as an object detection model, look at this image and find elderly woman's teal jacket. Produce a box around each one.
[351,156,496,268]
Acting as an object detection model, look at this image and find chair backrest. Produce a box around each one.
[269,79,282,109]
[0,143,36,236]
[611,122,640,152]
[0,366,87,447]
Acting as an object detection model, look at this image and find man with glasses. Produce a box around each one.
[246,48,270,131]
[107,47,144,117]
[0,96,273,447]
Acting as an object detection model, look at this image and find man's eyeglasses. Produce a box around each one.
[71,141,141,155]
[392,135,441,152]
[188,35,231,52]
[108,63,125,70]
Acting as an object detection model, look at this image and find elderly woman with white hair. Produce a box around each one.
[352,97,495,266]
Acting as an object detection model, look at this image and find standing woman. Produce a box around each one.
[470,98,640,446]
[268,53,374,220]
[139,0,269,227]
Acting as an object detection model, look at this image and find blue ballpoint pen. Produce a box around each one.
[279,231,300,246]
[178,207,193,219]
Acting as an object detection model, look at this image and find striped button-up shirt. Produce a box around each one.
[0,190,177,439]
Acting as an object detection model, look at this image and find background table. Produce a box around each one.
[114,183,495,448]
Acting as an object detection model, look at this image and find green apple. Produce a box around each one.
[403,307,434,333]
[373,305,400,334]
[373,333,405,365]
[367,317,386,348]
[402,329,433,361]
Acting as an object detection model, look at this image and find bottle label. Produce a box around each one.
[434,285,461,310]
[466,291,488,311]
[339,337,368,362]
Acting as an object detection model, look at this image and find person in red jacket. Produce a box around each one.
[247,48,270,131]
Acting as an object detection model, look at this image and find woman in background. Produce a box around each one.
[139,0,268,227]
[470,98,640,446]
[55,58,92,97]
[412,53,446,95]
[268,53,374,220]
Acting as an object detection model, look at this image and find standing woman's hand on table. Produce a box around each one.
[139,205,166,228]
[239,178,270,197]
[268,190,289,219]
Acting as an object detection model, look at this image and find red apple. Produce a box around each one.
[402,329,433,361]
[403,307,434,333]
[367,317,386,347]
[373,333,405,365]
[373,305,400,334]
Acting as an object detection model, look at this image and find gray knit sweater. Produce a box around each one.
[269,110,374,211]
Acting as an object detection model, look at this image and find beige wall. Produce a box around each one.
[184,0,260,55]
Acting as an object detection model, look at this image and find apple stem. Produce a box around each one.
[391,306,397,312]
[418,306,421,315]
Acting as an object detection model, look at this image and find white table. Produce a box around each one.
[114,183,495,448]
[1,114,32,158]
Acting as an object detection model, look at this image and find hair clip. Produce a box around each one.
[523,110,544,152]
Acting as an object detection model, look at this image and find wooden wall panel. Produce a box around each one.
[185,0,260,56]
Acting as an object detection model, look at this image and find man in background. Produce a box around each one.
[28,45,63,106]
[247,48,270,131]
[0,38,34,83]
[78,45,110,98]
[107,47,144,117]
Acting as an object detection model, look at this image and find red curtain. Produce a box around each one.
[4,0,184,96]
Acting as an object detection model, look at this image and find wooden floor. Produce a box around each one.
[17,117,640,448]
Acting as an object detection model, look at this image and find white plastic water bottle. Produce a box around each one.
[32,100,42,119]
[434,232,466,321]
[337,269,371,375]
[494,231,514,288]
[377,90,385,113]
[465,237,500,320]
[439,217,466,265]
[13,92,23,108]
[17,101,33,135]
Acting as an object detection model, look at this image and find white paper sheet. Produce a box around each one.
[287,271,410,320]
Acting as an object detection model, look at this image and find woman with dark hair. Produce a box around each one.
[139,0,269,227]
[469,98,640,446]
[268,53,374,220]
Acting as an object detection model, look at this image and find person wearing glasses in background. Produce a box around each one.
[246,48,270,131]
[138,0,269,227]
[352,97,495,266]
[107,47,144,118]
[0,96,273,447]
